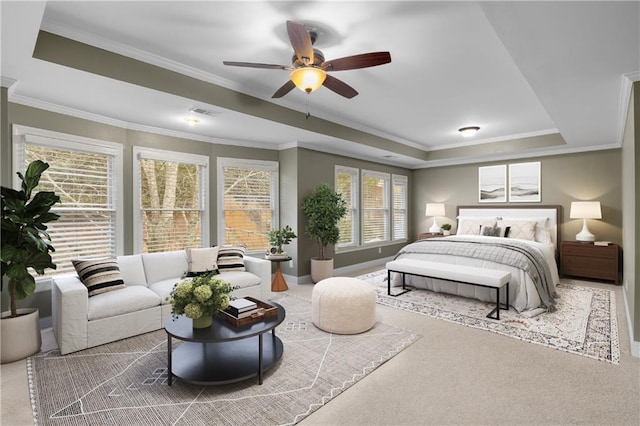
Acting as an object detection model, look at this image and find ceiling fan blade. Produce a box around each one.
[271,80,296,98]
[223,61,292,70]
[286,21,314,65]
[322,74,358,99]
[322,52,391,71]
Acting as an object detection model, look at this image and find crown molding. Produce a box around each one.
[9,94,276,150]
[617,72,640,144]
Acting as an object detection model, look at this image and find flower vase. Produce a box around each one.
[192,314,213,329]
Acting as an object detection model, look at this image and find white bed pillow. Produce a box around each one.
[500,216,552,243]
[457,217,497,236]
[497,220,537,241]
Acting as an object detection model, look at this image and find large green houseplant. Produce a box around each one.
[301,183,347,283]
[1,160,60,363]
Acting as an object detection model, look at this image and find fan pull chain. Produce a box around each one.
[305,95,311,119]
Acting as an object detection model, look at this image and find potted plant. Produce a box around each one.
[169,272,237,328]
[268,225,297,258]
[301,183,347,283]
[441,223,452,236]
[1,160,60,363]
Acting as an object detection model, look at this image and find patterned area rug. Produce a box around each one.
[28,294,417,426]
[358,269,619,364]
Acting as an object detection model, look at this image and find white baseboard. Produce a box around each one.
[285,257,392,286]
[622,288,640,358]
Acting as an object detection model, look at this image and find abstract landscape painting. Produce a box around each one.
[478,165,506,202]
[509,162,540,202]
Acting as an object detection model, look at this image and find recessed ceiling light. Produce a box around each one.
[184,117,199,126]
[458,126,480,137]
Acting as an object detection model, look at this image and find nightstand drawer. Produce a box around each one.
[563,244,616,259]
[562,257,618,281]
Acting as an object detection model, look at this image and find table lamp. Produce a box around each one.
[569,201,601,242]
[425,203,446,234]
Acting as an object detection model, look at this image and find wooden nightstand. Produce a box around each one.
[418,233,445,240]
[561,241,621,284]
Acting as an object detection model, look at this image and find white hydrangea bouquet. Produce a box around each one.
[169,272,237,328]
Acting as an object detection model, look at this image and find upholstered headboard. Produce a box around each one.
[456,205,562,249]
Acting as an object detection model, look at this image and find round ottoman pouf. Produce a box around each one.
[312,277,376,334]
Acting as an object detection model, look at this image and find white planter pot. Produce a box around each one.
[1,308,42,364]
[442,230,451,236]
[311,258,334,283]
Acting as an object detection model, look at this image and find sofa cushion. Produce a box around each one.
[142,250,188,285]
[217,246,246,272]
[117,254,147,286]
[216,271,261,289]
[72,258,125,296]
[88,286,161,321]
[149,278,183,305]
[186,247,219,276]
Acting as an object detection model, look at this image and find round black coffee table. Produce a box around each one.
[164,301,285,385]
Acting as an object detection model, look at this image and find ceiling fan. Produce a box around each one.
[223,21,391,99]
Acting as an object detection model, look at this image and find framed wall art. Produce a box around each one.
[478,165,506,203]
[508,161,540,202]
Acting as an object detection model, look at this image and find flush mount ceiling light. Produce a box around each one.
[458,126,480,137]
[184,117,199,126]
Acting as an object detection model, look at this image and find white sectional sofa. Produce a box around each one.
[52,250,271,355]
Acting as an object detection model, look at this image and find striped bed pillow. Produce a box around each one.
[217,246,246,272]
[72,258,126,296]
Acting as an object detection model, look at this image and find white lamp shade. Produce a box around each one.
[425,203,445,233]
[425,203,446,217]
[569,201,602,219]
[569,201,601,242]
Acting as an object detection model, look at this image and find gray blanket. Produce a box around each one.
[396,237,557,312]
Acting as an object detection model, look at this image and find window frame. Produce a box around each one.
[361,169,391,246]
[12,124,124,278]
[392,174,409,242]
[133,146,209,253]
[335,165,360,250]
[216,157,279,252]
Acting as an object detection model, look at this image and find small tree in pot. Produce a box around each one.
[1,160,60,363]
[301,183,347,283]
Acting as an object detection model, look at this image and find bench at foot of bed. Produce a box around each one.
[385,259,511,320]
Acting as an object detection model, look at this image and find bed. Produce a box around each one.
[390,205,561,316]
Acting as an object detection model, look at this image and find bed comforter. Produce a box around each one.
[391,235,560,314]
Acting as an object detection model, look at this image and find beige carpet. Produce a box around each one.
[359,270,620,363]
[28,294,417,426]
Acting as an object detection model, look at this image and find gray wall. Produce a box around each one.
[622,82,639,345]
[412,150,623,245]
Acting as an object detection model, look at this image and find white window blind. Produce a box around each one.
[13,127,122,276]
[335,166,359,248]
[135,148,208,253]
[392,175,408,241]
[217,158,278,252]
[362,170,390,244]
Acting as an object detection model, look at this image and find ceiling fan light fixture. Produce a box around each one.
[458,126,480,137]
[290,67,326,93]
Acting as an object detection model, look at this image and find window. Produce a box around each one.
[362,170,390,245]
[392,175,408,240]
[12,126,123,276]
[335,166,359,248]
[217,158,278,252]
[134,147,209,253]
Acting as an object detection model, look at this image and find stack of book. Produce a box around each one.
[224,298,258,319]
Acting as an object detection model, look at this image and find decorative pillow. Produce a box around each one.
[186,247,219,277]
[72,258,125,297]
[457,218,497,236]
[217,245,246,272]
[501,217,551,243]
[497,220,536,241]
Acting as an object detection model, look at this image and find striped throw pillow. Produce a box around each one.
[217,246,246,272]
[72,258,126,296]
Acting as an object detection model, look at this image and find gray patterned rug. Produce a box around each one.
[358,269,619,364]
[28,294,417,426]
